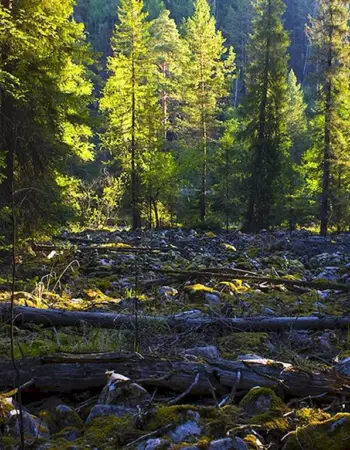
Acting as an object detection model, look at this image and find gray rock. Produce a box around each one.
[181,447,200,450]
[137,438,170,450]
[209,437,248,450]
[8,410,50,441]
[85,404,135,423]
[316,270,338,281]
[312,301,327,311]
[232,437,249,450]
[184,346,220,360]
[205,293,221,305]
[169,420,202,444]
[57,427,82,442]
[99,372,151,406]
[310,252,346,268]
[328,416,348,433]
[335,357,350,377]
[56,404,83,430]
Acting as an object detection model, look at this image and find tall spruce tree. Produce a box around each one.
[241,0,290,232]
[100,0,161,229]
[307,0,349,235]
[182,0,234,222]
[0,0,93,247]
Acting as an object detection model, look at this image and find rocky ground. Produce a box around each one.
[0,228,350,449]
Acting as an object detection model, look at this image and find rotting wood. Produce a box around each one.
[1,304,350,332]
[0,352,348,401]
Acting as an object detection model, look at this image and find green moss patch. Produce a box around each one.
[284,413,350,450]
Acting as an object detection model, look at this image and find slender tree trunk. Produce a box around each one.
[161,62,168,139]
[131,52,141,230]
[225,145,229,232]
[234,75,239,108]
[199,60,207,223]
[320,22,333,237]
[149,192,152,229]
[152,199,159,228]
[200,120,207,222]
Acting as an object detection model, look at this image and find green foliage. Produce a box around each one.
[0,0,94,240]
[0,0,348,233]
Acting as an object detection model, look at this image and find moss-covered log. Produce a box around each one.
[157,269,350,293]
[0,352,349,400]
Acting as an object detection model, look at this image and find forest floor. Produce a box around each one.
[0,228,350,449]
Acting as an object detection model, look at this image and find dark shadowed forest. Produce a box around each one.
[0,0,349,449]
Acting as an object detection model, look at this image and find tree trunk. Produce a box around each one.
[152,199,159,228]
[0,352,349,400]
[234,75,239,108]
[1,304,350,332]
[200,120,207,222]
[320,9,333,237]
[320,78,332,236]
[131,54,141,231]
[161,62,168,139]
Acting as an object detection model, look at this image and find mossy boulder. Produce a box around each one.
[83,415,144,448]
[240,387,289,432]
[283,413,350,450]
[55,405,83,430]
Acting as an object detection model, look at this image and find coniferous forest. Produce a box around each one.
[0,1,350,449]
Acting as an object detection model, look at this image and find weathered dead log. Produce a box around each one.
[1,303,350,332]
[0,352,348,400]
[157,269,350,292]
[33,243,161,254]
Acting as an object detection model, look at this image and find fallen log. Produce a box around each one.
[0,352,348,400]
[157,269,350,293]
[1,303,350,332]
[33,243,161,254]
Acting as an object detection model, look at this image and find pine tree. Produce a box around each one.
[182,0,234,222]
[0,0,93,245]
[241,0,290,232]
[100,0,161,229]
[150,8,186,139]
[307,0,349,235]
